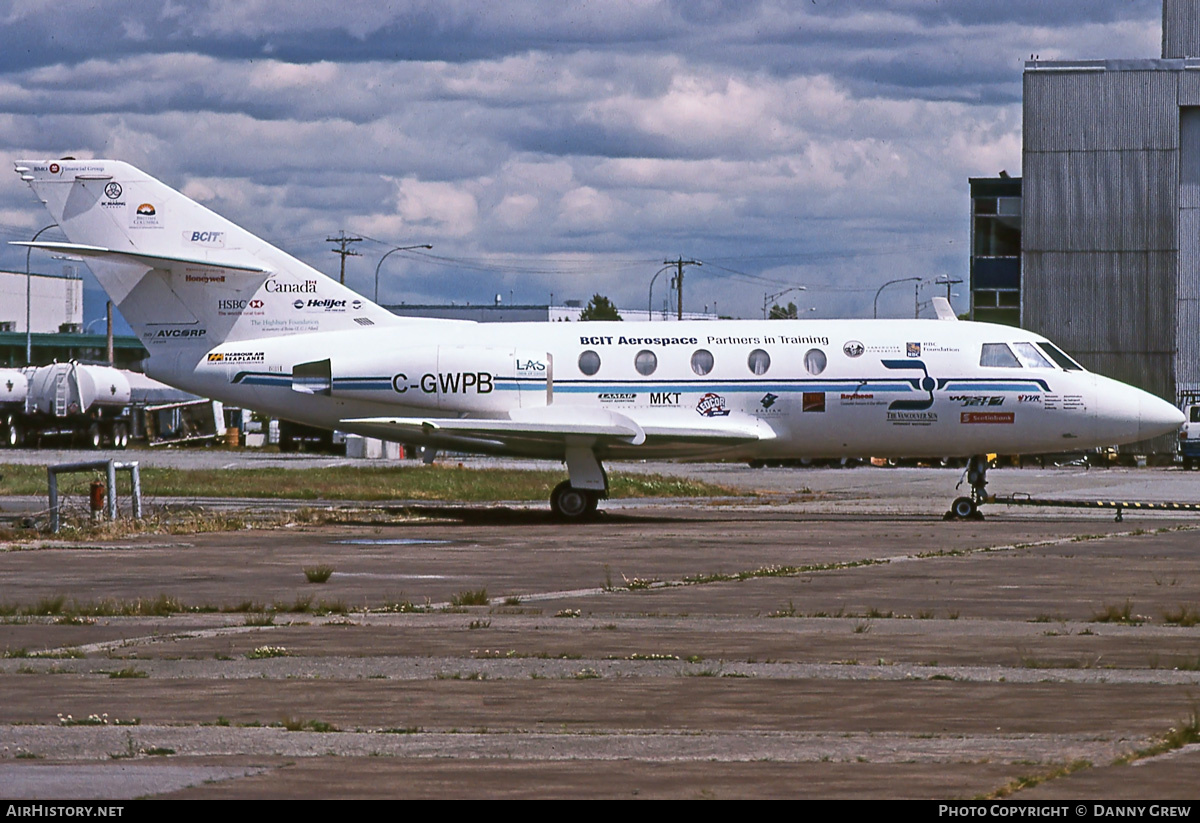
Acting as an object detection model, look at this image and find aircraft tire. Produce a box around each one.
[950,496,977,519]
[550,481,597,520]
[87,423,103,450]
[112,423,128,450]
[4,423,18,448]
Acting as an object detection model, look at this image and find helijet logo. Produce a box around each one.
[294,298,346,312]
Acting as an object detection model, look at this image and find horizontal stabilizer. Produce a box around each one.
[10,241,270,274]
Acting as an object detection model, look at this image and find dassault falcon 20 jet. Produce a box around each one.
[13,159,1186,519]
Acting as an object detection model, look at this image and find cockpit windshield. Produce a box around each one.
[980,341,1086,371]
[1034,341,1085,371]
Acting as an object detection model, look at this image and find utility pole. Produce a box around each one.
[664,257,701,320]
[327,230,363,285]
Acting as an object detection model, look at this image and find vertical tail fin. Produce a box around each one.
[13,159,397,351]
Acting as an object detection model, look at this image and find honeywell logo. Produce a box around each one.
[185,274,226,284]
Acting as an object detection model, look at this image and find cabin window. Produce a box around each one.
[747,348,771,375]
[691,349,714,376]
[634,349,658,376]
[980,343,1020,368]
[1012,342,1054,369]
[1035,342,1085,371]
[578,350,601,376]
[804,348,827,375]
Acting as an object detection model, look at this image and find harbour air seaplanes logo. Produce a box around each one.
[696,393,730,417]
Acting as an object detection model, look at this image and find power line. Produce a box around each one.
[326,230,362,285]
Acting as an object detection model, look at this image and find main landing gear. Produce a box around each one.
[946,454,991,520]
[549,446,608,521]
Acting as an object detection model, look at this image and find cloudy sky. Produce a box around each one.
[0,0,1164,326]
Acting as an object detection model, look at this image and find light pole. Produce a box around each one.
[26,223,58,366]
[762,286,806,319]
[873,276,922,319]
[647,264,672,321]
[373,244,432,304]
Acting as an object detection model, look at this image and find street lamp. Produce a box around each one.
[26,223,58,366]
[762,286,806,319]
[647,264,672,321]
[373,244,432,304]
[873,276,922,319]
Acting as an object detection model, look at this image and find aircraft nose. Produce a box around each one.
[1139,392,1186,441]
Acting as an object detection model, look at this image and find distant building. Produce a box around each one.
[0,269,146,368]
[0,267,83,334]
[969,176,1021,327]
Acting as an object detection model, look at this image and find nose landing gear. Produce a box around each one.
[946,454,991,520]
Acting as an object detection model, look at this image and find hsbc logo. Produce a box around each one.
[249,299,263,308]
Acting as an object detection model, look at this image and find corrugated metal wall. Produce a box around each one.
[1023,67,1179,406]
[1177,106,1200,395]
[1164,0,1200,58]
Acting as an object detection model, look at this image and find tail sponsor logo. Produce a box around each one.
[131,202,161,229]
[144,327,207,342]
[185,273,226,284]
[186,230,225,247]
[265,279,318,294]
[104,182,123,199]
[294,298,346,313]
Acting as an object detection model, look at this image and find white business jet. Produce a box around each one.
[12,159,1186,519]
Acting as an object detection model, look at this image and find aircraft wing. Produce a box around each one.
[341,406,775,450]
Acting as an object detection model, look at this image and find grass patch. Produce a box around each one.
[1163,605,1200,627]
[0,464,742,502]
[1091,600,1142,625]
[450,588,489,607]
[303,565,334,584]
[981,759,1092,799]
[107,666,148,679]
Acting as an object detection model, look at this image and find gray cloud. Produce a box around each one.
[0,0,1162,320]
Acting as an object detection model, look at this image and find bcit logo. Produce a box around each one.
[186,230,225,247]
[906,342,921,358]
[696,392,730,417]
